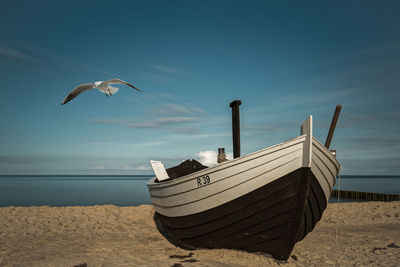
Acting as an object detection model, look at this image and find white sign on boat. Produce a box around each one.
[150,160,170,181]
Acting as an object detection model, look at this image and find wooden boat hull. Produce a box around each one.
[147,116,339,260]
[155,167,311,260]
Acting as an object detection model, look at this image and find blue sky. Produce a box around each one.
[0,0,399,175]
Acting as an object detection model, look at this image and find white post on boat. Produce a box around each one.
[301,116,313,168]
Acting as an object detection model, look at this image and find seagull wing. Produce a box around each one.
[103,78,141,92]
[61,83,94,105]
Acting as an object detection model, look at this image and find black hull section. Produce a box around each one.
[296,172,327,241]
[155,167,329,260]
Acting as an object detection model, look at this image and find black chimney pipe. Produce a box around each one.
[229,100,241,158]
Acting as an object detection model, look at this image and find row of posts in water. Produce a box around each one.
[332,189,400,202]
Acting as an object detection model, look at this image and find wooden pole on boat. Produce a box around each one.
[325,104,342,149]
[230,100,241,158]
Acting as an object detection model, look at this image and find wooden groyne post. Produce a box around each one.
[331,189,400,202]
[230,100,241,159]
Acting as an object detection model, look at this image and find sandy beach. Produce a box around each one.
[0,202,399,267]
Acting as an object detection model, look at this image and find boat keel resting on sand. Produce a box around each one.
[147,106,341,260]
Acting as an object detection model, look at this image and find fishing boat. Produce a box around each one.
[147,104,341,260]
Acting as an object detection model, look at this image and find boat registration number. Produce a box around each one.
[196,175,211,187]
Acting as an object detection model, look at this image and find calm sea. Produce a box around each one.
[0,175,399,206]
[0,175,152,207]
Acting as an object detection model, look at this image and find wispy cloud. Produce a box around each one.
[340,111,400,129]
[337,136,400,149]
[91,163,151,171]
[133,140,169,148]
[125,116,197,128]
[340,157,400,175]
[0,155,80,164]
[332,40,400,64]
[129,92,176,103]
[90,116,196,127]
[246,84,372,125]
[134,132,231,146]
[274,86,367,108]
[242,124,282,135]
[151,103,205,116]
[0,44,40,63]
[15,42,119,76]
[0,154,154,173]
[141,64,183,82]
[141,72,171,82]
[291,40,400,74]
[89,101,206,134]
[89,116,199,133]
[149,64,181,74]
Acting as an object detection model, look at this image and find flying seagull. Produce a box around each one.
[61,78,141,105]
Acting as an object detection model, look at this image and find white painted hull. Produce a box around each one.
[147,116,339,218]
